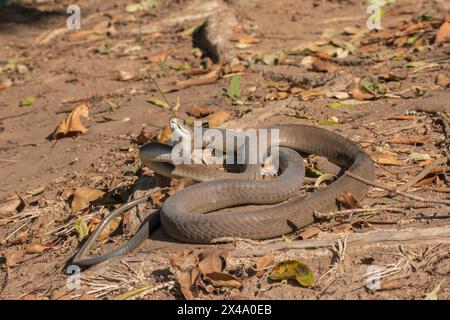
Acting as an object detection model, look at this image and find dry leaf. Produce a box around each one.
[352,86,374,101]
[436,21,450,44]
[270,260,315,287]
[0,194,24,218]
[2,248,23,266]
[175,67,220,89]
[338,192,362,209]
[135,127,153,145]
[177,268,201,300]
[255,251,274,277]
[156,126,173,143]
[208,111,230,128]
[198,249,227,276]
[299,226,321,240]
[71,186,105,212]
[52,104,89,139]
[112,70,135,81]
[277,91,289,100]
[312,58,339,73]
[203,272,241,288]
[232,35,262,45]
[9,230,29,245]
[95,215,122,242]
[187,105,212,118]
[436,73,450,87]
[170,249,198,269]
[387,135,428,145]
[148,52,170,63]
[386,115,416,121]
[300,88,324,100]
[372,153,404,165]
[25,243,47,254]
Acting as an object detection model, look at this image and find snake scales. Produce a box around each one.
[72,120,375,267]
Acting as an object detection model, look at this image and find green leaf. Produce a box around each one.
[7,58,22,66]
[407,36,419,44]
[228,74,241,101]
[147,96,170,109]
[270,260,315,287]
[405,61,428,68]
[412,86,427,97]
[319,119,339,125]
[98,43,110,55]
[123,45,142,55]
[126,0,158,13]
[26,186,45,196]
[74,218,89,241]
[327,101,342,109]
[103,98,119,110]
[19,96,36,107]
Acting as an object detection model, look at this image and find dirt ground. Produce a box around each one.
[0,0,449,300]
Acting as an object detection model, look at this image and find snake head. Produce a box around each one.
[169,117,193,141]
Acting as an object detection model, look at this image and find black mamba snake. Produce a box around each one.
[72,119,375,267]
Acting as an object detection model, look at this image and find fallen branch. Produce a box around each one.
[314,203,437,220]
[346,172,450,205]
[231,225,450,257]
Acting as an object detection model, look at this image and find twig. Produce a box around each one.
[141,60,174,114]
[231,225,450,257]
[115,281,174,300]
[346,172,450,205]
[400,157,448,191]
[314,203,436,220]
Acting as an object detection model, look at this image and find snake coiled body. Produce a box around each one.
[156,125,375,242]
[72,124,374,267]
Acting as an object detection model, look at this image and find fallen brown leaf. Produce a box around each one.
[298,226,321,240]
[71,186,105,212]
[25,243,47,254]
[386,115,417,121]
[436,21,450,44]
[208,111,230,128]
[255,251,274,277]
[232,35,262,45]
[175,67,220,89]
[177,267,201,300]
[387,135,428,145]
[198,248,227,276]
[312,58,339,73]
[2,248,23,266]
[95,215,122,242]
[352,86,374,101]
[436,73,450,87]
[187,105,212,118]
[0,194,24,218]
[148,52,170,63]
[52,104,89,139]
[372,153,404,165]
[203,272,241,288]
[156,126,173,143]
[338,192,362,209]
[299,88,324,100]
[135,127,153,145]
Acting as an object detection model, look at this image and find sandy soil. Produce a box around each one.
[0,0,449,300]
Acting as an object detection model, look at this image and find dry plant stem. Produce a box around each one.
[400,157,448,191]
[346,172,450,205]
[314,203,436,220]
[231,225,450,258]
[141,60,174,114]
